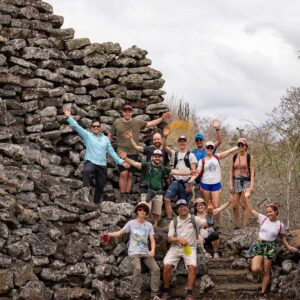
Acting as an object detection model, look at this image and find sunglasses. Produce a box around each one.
[206,146,214,150]
[195,138,204,142]
[237,143,245,147]
[137,207,147,212]
[91,125,101,128]
[197,203,205,206]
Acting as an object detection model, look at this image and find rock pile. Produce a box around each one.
[0,0,169,298]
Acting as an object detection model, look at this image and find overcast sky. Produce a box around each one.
[48,0,300,128]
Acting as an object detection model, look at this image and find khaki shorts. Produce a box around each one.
[141,193,163,216]
[163,245,197,268]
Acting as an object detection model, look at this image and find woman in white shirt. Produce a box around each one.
[189,141,238,227]
[247,198,297,300]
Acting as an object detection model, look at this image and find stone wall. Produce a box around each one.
[0,0,169,298]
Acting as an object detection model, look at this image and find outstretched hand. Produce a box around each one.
[123,130,133,139]
[163,126,171,137]
[288,245,298,253]
[122,161,130,169]
[63,106,71,117]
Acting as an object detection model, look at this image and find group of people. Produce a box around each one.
[64,104,298,300]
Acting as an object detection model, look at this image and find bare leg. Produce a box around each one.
[211,190,221,226]
[151,213,159,227]
[187,265,196,290]
[164,198,173,219]
[251,255,264,273]
[211,239,220,252]
[163,264,173,288]
[119,170,128,193]
[262,259,272,294]
[241,192,250,226]
[125,171,133,193]
[201,189,211,204]
[231,193,241,227]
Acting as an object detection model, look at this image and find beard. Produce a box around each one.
[153,142,161,148]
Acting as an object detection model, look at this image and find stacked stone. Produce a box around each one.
[0,0,170,298]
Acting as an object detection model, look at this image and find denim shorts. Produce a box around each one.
[200,182,222,192]
[165,180,191,202]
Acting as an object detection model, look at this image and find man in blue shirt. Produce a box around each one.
[192,120,222,198]
[64,106,128,204]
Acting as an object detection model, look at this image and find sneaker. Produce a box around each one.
[185,295,194,300]
[204,251,212,259]
[152,296,161,300]
[120,193,127,202]
[213,252,220,259]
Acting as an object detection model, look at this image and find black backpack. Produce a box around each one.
[174,151,191,169]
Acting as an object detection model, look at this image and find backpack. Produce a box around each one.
[198,154,220,179]
[232,153,252,179]
[141,162,169,191]
[173,214,199,239]
[174,151,191,169]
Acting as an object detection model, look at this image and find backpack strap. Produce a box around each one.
[190,214,199,239]
[173,216,178,238]
[212,154,220,163]
[174,151,178,168]
[262,217,268,225]
[247,153,251,179]
[184,151,191,169]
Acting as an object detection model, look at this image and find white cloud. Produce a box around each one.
[48,0,300,128]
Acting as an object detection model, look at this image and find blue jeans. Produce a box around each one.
[165,180,191,202]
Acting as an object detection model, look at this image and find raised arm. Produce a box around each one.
[212,119,222,150]
[124,130,144,153]
[217,146,238,160]
[119,150,142,169]
[245,195,259,219]
[64,106,89,140]
[162,126,173,156]
[146,112,170,128]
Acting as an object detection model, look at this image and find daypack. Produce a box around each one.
[232,153,252,179]
[198,154,220,179]
[141,162,169,191]
[174,151,191,169]
[173,214,199,239]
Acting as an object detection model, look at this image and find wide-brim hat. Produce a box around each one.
[134,202,150,215]
[194,198,206,207]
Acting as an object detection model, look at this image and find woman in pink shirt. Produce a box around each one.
[229,138,255,228]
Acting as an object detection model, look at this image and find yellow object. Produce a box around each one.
[182,245,192,256]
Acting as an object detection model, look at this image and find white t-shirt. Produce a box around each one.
[258,213,285,242]
[170,150,197,181]
[168,214,206,247]
[199,155,221,184]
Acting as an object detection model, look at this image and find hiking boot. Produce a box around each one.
[204,251,212,259]
[120,193,127,202]
[258,292,267,300]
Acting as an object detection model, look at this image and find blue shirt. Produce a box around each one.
[192,148,207,162]
[67,117,124,166]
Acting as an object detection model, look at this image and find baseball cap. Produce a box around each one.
[176,199,188,207]
[194,133,204,140]
[237,137,248,146]
[152,149,163,156]
[178,135,187,141]
[134,202,150,214]
[205,141,214,147]
[122,104,133,111]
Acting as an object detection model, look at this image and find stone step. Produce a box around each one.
[206,257,235,269]
[208,268,250,284]
[208,282,261,292]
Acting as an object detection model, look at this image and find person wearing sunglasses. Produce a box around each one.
[104,202,161,300]
[192,120,222,198]
[229,137,255,229]
[63,106,129,204]
[189,141,238,228]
